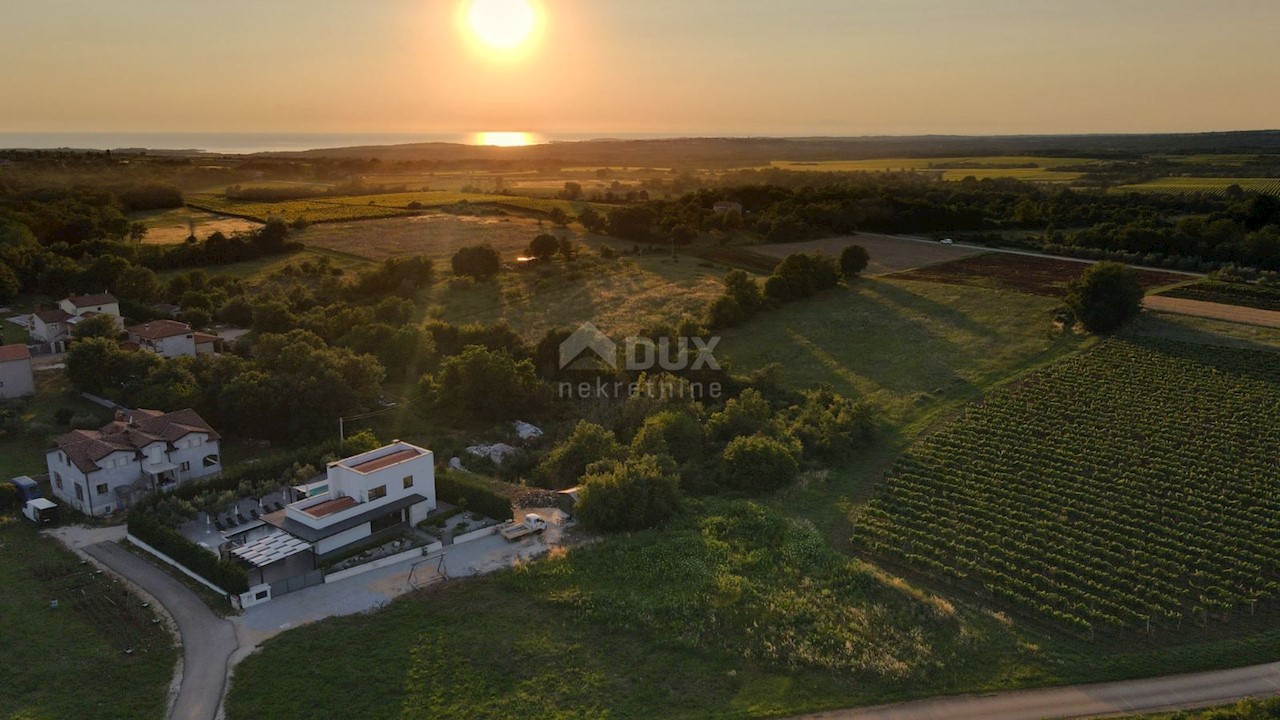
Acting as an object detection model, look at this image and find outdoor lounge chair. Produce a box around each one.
[236,512,248,524]
[214,520,225,532]
[250,508,260,519]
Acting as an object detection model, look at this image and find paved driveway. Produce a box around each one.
[82,542,237,720]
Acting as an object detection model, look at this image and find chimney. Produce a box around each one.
[114,410,127,423]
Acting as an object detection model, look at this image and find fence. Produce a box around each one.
[324,541,444,584]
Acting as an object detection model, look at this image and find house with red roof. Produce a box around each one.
[46,408,222,516]
[0,344,35,399]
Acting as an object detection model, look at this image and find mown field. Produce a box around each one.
[892,253,1190,297]
[1158,280,1280,312]
[0,520,175,720]
[130,207,263,244]
[1113,177,1280,197]
[856,337,1280,638]
[766,157,1089,182]
[186,190,602,224]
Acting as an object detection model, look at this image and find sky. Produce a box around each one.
[2,0,1278,137]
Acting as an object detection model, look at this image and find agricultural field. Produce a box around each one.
[187,190,603,224]
[766,157,1090,182]
[1112,177,1280,196]
[751,232,979,275]
[295,214,552,262]
[1157,280,1280,312]
[855,337,1280,638]
[0,520,175,720]
[891,253,1190,297]
[130,207,263,244]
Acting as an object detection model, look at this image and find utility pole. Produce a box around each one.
[338,416,344,450]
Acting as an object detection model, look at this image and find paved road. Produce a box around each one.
[82,542,238,720]
[796,662,1280,720]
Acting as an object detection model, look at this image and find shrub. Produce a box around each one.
[577,455,682,532]
[435,470,514,521]
[705,295,744,330]
[706,388,773,443]
[535,421,624,489]
[721,435,799,493]
[763,274,792,301]
[128,513,249,593]
[723,269,763,316]
[839,244,870,277]
[0,482,17,514]
[630,410,705,465]
[451,244,501,280]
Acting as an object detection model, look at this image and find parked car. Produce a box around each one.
[499,513,548,541]
[941,238,955,245]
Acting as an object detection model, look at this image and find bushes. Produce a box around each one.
[435,470,515,521]
[577,455,682,532]
[535,421,624,489]
[1065,261,1145,333]
[721,435,799,493]
[451,244,501,280]
[839,244,870,276]
[705,295,744,330]
[128,513,249,593]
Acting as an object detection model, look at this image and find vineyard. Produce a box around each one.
[855,338,1280,639]
[187,190,599,224]
[1112,177,1280,197]
[1158,280,1280,312]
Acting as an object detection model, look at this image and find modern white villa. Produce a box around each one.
[226,441,437,597]
[47,408,222,516]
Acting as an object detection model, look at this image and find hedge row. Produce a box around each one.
[435,470,515,522]
[128,513,250,594]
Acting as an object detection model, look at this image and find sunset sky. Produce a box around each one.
[3,0,1278,137]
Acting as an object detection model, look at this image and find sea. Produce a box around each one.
[0,131,693,154]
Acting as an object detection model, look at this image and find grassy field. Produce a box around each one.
[154,247,372,284]
[750,233,978,275]
[0,519,175,720]
[766,157,1089,182]
[187,190,604,224]
[1114,697,1280,719]
[130,207,262,244]
[296,214,555,263]
[1112,177,1280,196]
[718,277,1085,423]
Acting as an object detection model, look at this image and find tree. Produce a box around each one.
[547,207,569,227]
[630,410,705,465]
[578,206,606,233]
[723,270,762,316]
[577,455,682,532]
[706,388,773,443]
[528,233,559,260]
[451,244,501,280]
[535,420,623,489]
[605,205,655,241]
[1065,261,1144,333]
[720,435,799,493]
[782,389,874,462]
[670,224,698,246]
[763,274,792,301]
[839,244,870,277]
[116,264,162,303]
[0,262,19,304]
[136,363,201,410]
[419,345,543,424]
[66,336,156,394]
[343,429,382,455]
[557,237,575,262]
[560,182,582,200]
[71,313,121,340]
[706,295,744,330]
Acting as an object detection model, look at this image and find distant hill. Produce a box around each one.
[255,131,1280,166]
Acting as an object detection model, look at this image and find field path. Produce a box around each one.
[796,661,1280,720]
[82,542,237,720]
[1145,295,1280,328]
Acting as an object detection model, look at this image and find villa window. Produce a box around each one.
[74,484,84,501]
[369,484,387,501]
[403,476,414,489]
[54,473,63,489]
[96,483,109,495]
[180,461,191,471]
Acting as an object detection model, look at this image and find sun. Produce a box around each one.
[466,0,537,51]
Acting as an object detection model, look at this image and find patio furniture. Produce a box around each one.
[250,508,260,519]
[225,515,238,527]
[214,520,226,532]
[236,512,248,524]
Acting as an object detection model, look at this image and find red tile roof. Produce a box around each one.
[347,448,421,473]
[66,293,118,308]
[34,309,72,323]
[53,408,220,474]
[193,332,219,344]
[0,344,30,362]
[128,319,194,340]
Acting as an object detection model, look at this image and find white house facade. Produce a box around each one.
[28,309,72,343]
[59,293,121,320]
[127,320,198,358]
[0,344,35,399]
[47,408,222,517]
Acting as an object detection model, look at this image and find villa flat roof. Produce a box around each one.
[347,448,421,474]
[263,493,428,543]
[301,496,357,518]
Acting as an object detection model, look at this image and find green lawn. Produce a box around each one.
[0,519,175,720]
[0,373,113,480]
[718,277,1087,424]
